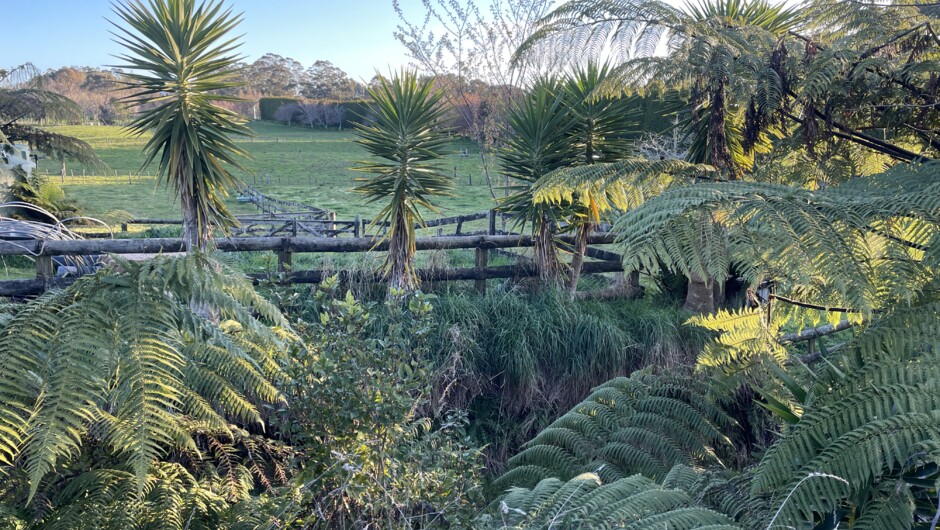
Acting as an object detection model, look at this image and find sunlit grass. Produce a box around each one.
[46,121,500,220]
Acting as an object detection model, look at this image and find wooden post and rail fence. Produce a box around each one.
[2,207,628,297]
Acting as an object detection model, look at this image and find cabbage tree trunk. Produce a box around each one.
[535,213,561,286]
[567,221,591,295]
[387,203,417,295]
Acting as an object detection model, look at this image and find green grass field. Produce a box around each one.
[0,121,512,279]
[45,121,500,221]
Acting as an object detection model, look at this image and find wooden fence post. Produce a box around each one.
[353,215,360,238]
[35,255,54,289]
[121,223,128,233]
[488,209,497,236]
[277,237,292,273]
[474,245,488,294]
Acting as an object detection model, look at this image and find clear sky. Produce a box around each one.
[3,0,430,82]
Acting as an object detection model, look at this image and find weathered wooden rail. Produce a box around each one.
[0,233,620,297]
[116,209,505,238]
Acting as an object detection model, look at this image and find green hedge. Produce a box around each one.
[258,97,301,121]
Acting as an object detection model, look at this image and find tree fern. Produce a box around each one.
[748,349,940,527]
[492,370,738,491]
[482,472,742,529]
[608,162,940,375]
[0,253,289,500]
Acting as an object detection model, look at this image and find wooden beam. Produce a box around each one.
[0,233,618,257]
[0,258,624,297]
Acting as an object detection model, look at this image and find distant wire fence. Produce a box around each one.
[235,184,332,218]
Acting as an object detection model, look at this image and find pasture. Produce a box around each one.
[47,121,500,221]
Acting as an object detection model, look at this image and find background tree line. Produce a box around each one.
[34,54,367,124]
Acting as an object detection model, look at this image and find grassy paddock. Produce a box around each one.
[44,121,500,222]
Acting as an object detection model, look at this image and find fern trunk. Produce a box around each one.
[617,270,643,298]
[684,273,715,314]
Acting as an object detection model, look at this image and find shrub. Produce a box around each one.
[272,279,483,528]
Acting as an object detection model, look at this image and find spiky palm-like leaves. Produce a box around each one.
[112,0,251,251]
[353,71,453,294]
[0,253,288,500]
[562,62,637,293]
[496,80,574,284]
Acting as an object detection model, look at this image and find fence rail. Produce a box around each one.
[236,184,332,218]
[112,209,601,239]
[0,232,620,297]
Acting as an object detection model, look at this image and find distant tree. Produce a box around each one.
[302,60,356,100]
[273,102,301,126]
[395,0,558,198]
[246,53,304,96]
[0,64,104,184]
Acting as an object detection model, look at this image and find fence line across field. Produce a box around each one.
[0,229,622,297]
[116,210,614,239]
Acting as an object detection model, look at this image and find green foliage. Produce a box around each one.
[424,290,706,464]
[113,0,252,249]
[611,161,940,380]
[273,279,482,528]
[0,253,288,501]
[353,70,454,293]
[496,79,574,283]
[752,351,940,527]
[258,97,301,121]
[0,460,278,530]
[5,168,83,220]
[480,471,742,529]
[492,370,738,491]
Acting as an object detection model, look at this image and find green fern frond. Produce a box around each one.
[0,253,289,500]
[484,471,742,529]
[532,157,712,213]
[493,371,737,491]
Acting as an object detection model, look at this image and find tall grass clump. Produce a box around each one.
[414,288,708,467]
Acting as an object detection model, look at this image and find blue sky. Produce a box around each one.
[6,1,429,82]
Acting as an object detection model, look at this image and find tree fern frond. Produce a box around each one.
[532,157,712,213]
[492,370,737,491]
[0,253,289,500]
[483,471,742,529]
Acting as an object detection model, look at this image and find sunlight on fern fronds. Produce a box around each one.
[0,253,290,499]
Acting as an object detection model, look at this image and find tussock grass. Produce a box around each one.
[415,289,707,469]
